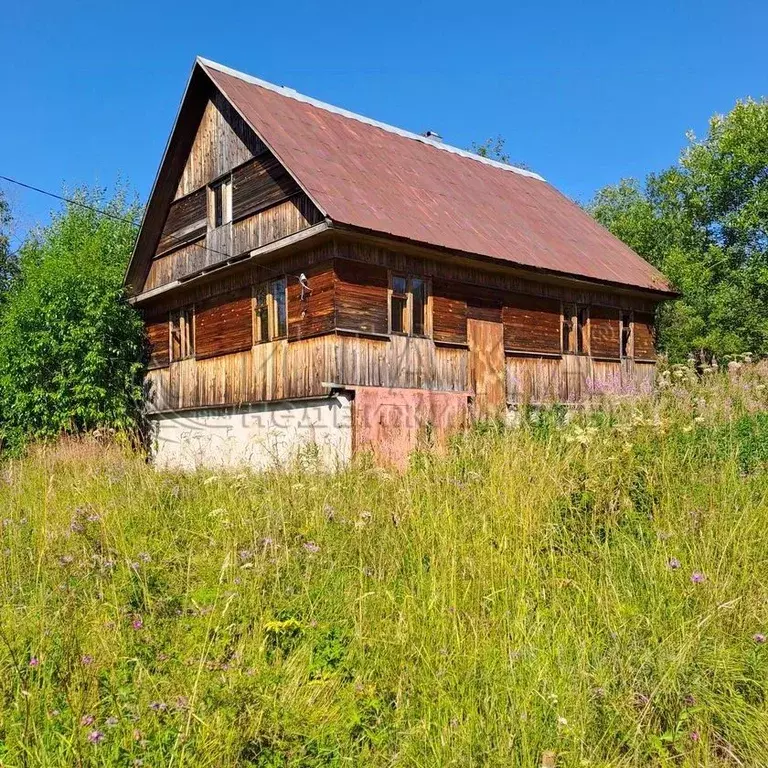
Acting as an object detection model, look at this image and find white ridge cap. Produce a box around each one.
[197,57,545,182]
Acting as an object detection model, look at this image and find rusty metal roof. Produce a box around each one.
[199,59,672,295]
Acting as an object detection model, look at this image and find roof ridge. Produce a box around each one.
[196,57,545,182]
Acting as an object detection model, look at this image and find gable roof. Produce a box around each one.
[126,58,673,297]
[196,58,672,296]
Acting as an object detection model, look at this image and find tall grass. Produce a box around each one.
[1,362,768,766]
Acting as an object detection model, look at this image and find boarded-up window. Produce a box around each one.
[634,312,656,360]
[503,294,561,354]
[432,280,468,345]
[288,262,335,340]
[195,292,253,360]
[146,317,170,369]
[231,155,299,222]
[335,259,389,335]
[157,188,207,255]
[590,306,621,359]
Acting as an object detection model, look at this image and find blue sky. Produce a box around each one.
[1,0,765,245]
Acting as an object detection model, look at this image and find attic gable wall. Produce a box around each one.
[175,91,265,199]
[129,73,324,297]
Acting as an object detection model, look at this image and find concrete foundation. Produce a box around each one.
[150,394,352,471]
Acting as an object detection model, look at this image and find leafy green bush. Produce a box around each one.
[0,187,144,453]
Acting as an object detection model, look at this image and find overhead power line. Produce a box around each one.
[0,174,307,288]
[0,175,142,226]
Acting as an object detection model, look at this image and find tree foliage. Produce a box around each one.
[0,187,145,453]
[471,135,533,171]
[0,191,16,303]
[589,98,768,362]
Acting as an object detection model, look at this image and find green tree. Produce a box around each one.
[471,135,533,172]
[589,98,768,362]
[0,191,17,302]
[0,186,145,453]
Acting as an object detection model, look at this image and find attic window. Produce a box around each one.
[209,177,232,229]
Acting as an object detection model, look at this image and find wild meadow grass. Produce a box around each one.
[1,362,768,766]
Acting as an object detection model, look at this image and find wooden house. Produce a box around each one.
[125,58,674,469]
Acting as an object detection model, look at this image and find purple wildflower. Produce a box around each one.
[81,654,94,666]
[667,557,681,570]
[105,716,118,727]
[174,696,189,711]
[690,730,700,742]
[684,694,696,707]
[87,730,105,744]
[138,552,151,563]
[86,513,101,523]
[132,617,143,630]
[149,701,167,712]
[303,541,320,555]
[29,657,40,668]
[754,633,766,644]
[261,537,274,547]
[80,714,95,727]
[691,571,706,584]
[238,549,253,562]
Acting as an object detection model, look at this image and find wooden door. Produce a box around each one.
[468,318,506,419]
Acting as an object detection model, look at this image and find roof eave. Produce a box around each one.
[330,222,678,300]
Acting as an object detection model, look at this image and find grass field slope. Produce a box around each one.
[1,362,768,766]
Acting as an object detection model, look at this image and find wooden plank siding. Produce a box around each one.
[157,188,207,256]
[334,259,389,336]
[143,194,322,292]
[175,92,266,200]
[140,237,660,414]
[287,261,336,340]
[634,312,657,361]
[195,291,253,359]
[432,279,469,345]
[231,155,299,221]
[146,317,170,369]
[590,306,621,360]
[502,294,561,354]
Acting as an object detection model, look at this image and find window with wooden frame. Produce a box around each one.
[170,307,194,360]
[562,303,589,355]
[253,277,288,343]
[209,176,232,229]
[389,273,430,337]
[621,312,633,358]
